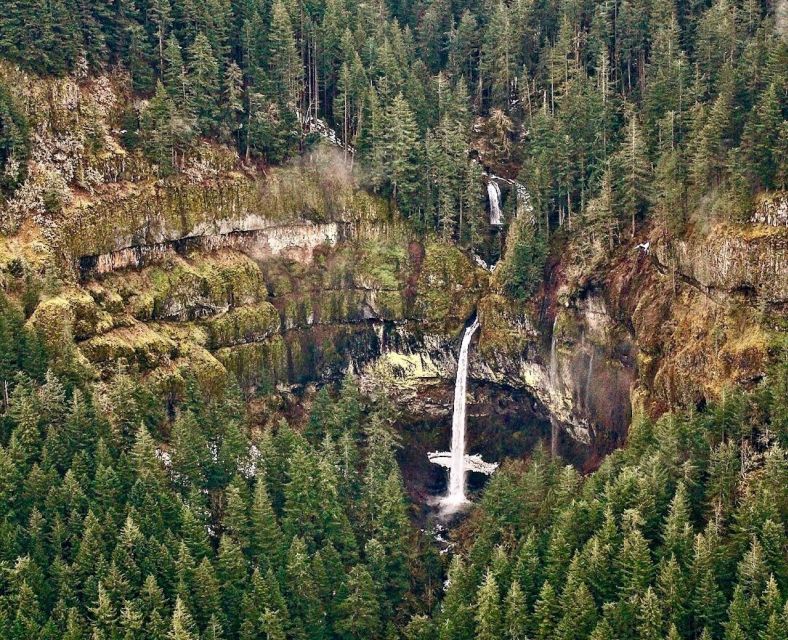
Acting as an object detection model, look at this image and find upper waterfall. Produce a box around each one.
[487,181,503,226]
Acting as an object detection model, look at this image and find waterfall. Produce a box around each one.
[584,350,594,410]
[487,182,503,226]
[446,318,480,505]
[549,317,558,385]
[549,318,559,457]
[427,317,498,511]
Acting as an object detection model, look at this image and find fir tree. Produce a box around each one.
[335,565,381,640]
[187,32,220,135]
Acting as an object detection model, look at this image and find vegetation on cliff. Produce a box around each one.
[0,294,786,639]
[0,0,786,639]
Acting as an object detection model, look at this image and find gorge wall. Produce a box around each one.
[1,64,785,465]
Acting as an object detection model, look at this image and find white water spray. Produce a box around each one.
[488,181,503,226]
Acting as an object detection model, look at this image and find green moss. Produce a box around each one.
[106,253,266,322]
[80,325,177,370]
[477,293,532,356]
[215,336,288,391]
[357,240,408,290]
[415,241,488,332]
[28,290,113,344]
[205,302,281,349]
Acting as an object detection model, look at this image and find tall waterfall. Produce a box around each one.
[487,181,503,226]
[549,318,559,457]
[446,318,480,505]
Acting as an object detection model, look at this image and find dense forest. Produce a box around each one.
[0,0,786,639]
[1,0,786,252]
[0,283,787,639]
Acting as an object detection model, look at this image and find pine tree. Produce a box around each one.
[663,482,694,565]
[119,599,144,639]
[223,61,244,146]
[250,473,284,571]
[658,555,689,634]
[504,580,529,640]
[475,570,503,640]
[147,0,172,73]
[637,587,664,640]
[618,527,653,600]
[738,81,784,190]
[503,215,549,299]
[0,79,29,201]
[223,484,250,550]
[187,32,220,135]
[216,535,248,636]
[555,581,597,640]
[480,2,517,110]
[126,22,156,94]
[163,35,187,103]
[589,619,615,640]
[284,536,324,640]
[533,581,560,640]
[192,558,222,631]
[168,597,198,640]
[261,608,287,640]
[380,93,424,217]
[335,565,381,640]
[614,105,652,237]
[268,0,302,108]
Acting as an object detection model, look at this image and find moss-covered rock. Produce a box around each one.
[215,336,288,391]
[414,241,488,332]
[28,289,114,343]
[80,325,178,371]
[205,302,281,349]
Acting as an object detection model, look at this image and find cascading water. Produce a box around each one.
[549,318,559,457]
[584,350,595,410]
[428,318,497,512]
[447,317,480,505]
[487,181,503,226]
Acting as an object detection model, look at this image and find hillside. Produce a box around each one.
[0,1,786,639]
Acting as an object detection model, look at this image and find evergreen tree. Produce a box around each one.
[0,80,29,202]
[533,581,560,640]
[614,105,652,237]
[187,32,220,135]
[504,579,529,640]
[336,565,381,640]
[475,570,503,640]
[163,35,187,103]
[168,597,198,640]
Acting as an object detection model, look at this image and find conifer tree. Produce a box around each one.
[614,105,652,237]
[268,0,302,108]
[382,93,423,217]
[533,581,560,640]
[336,565,381,640]
[475,570,503,640]
[284,536,324,640]
[147,0,172,73]
[168,596,198,640]
[162,35,187,103]
[250,473,284,571]
[187,32,220,135]
[504,579,529,640]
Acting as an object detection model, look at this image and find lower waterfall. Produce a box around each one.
[447,317,480,505]
[428,317,497,512]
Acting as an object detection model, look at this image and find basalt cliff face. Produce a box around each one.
[1,66,785,462]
